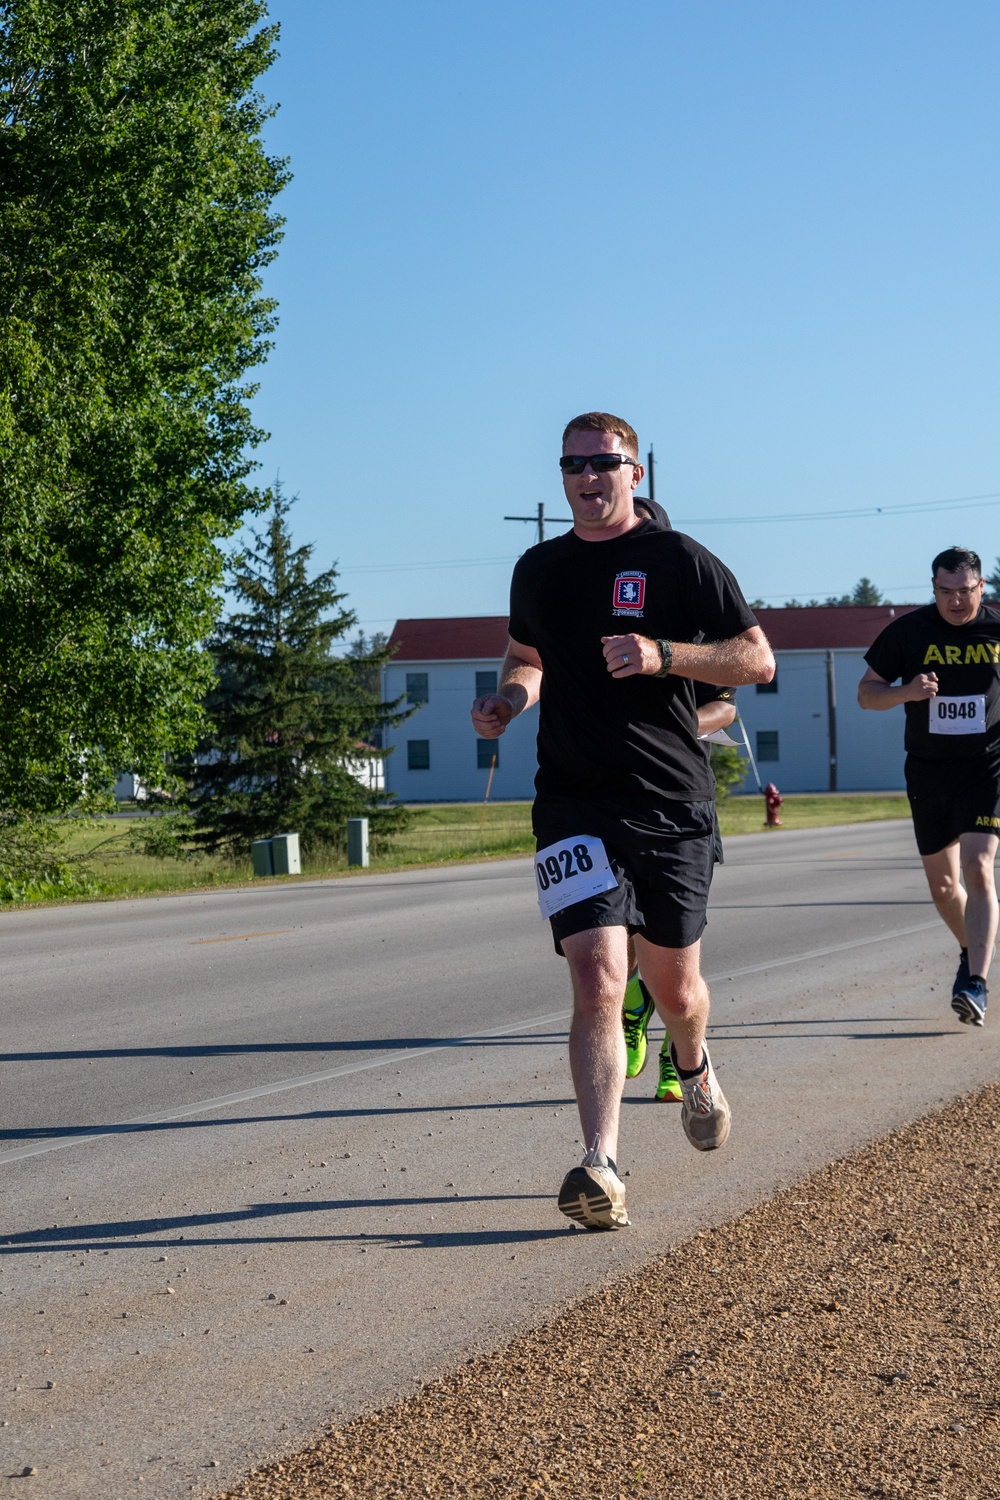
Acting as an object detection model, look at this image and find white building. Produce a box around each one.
[383,618,539,802]
[382,605,920,801]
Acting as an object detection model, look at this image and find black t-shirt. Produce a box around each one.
[865,602,1000,761]
[694,683,735,711]
[508,524,757,801]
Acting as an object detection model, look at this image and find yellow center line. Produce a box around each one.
[191,930,294,945]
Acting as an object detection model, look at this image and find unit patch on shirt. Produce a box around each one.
[613,572,646,616]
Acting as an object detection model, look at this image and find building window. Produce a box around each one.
[406,672,429,706]
[475,670,498,697]
[407,739,430,770]
[757,730,779,762]
[477,739,498,771]
[756,666,778,694]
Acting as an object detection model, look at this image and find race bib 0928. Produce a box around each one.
[929,694,986,735]
[534,834,618,920]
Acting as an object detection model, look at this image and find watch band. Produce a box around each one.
[655,639,673,678]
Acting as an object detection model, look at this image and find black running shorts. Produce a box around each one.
[532,792,716,953]
[905,753,1000,855]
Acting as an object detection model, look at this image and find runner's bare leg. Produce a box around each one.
[958,831,1000,979]
[920,844,968,947]
[560,926,630,1161]
[633,935,710,1070]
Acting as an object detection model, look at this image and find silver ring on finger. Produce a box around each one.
[623,654,629,666]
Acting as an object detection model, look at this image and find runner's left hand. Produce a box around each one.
[600,634,662,678]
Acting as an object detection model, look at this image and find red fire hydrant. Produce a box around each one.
[764,781,783,827]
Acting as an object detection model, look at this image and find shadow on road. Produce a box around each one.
[1,1096,578,1143]
[0,1032,569,1064]
[0,1193,566,1254]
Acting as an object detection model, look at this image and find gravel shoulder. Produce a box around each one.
[219,1082,1000,1500]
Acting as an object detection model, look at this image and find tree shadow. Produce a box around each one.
[1,1096,578,1144]
[0,1193,567,1255]
[0,1032,569,1064]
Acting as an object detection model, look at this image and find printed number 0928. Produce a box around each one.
[535,842,596,891]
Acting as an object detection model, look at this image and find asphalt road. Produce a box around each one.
[2,821,998,1499]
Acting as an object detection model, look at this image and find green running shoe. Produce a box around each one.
[623,973,656,1078]
[655,1038,683,1102]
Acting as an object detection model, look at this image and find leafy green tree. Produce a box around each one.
[0,811,101,901]
[0,0,288,814]
[710,743,747,800]
[985,558,1000,599]
[188,491,411,856]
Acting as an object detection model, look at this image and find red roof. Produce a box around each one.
[754,604,920,650]
[387,605,923,662]
[388,616,510,661]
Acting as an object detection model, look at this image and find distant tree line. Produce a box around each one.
[749,578,886,610]
[751,559,1000,611]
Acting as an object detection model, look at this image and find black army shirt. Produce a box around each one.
[507,524,757,802]
[865,602,1000,761]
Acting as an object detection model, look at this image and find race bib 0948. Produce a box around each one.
[534,834,618,920]
[929,694,986,735]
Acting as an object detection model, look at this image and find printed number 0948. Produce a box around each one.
[535,842,595,891]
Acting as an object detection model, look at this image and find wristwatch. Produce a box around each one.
[655,639,673,677]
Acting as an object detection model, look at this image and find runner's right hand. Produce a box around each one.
[471,694,514,737]
[906,672,939,700]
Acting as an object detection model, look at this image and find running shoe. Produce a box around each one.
[655,1039,683,1103]
[557,1147,630,1230]
[671,1043,731,1151]
[952,947,971,1000]
[951,976,987,1028]
[622,973,656,1079]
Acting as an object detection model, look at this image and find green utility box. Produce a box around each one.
[347,817,369,868]
[251,833,301,876]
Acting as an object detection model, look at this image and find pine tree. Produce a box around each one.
[852,577,883,606]
[188,491,410,855]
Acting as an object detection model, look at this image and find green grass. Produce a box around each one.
[2,792,912,908]
[717,790,911,837]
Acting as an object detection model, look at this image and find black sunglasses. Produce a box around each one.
[559,453,638,475]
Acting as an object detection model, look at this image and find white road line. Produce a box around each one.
[703,918,939,984]
[2,917,940,1166]
[0,1011,571,1165]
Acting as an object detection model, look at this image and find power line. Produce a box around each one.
[340,555,518,575]
[674,489,1000,527]
[338,487,999,576]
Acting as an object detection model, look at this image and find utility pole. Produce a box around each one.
[826,649,838,792]
[504,501,572,546]
[647,445,655,503]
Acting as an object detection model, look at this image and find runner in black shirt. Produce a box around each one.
[621,494,739,1101]
[622,683,739,1102]
[471,411,775,1229]
[859,546,999,1026]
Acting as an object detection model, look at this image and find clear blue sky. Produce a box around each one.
[249,0,1000,635]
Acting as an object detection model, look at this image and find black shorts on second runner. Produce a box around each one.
[905,753,1000,855]
[532,792,716,952]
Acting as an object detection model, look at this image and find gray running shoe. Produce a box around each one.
[671,1043,731,1151]
[557,1147,630,1230]
[951,976,987,1028]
